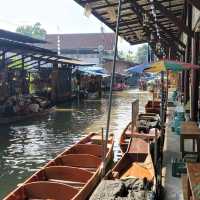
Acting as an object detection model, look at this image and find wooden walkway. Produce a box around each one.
[162,107,184,200]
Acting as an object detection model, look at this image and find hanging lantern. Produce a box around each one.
[156,41,161,51]
[150,33,155,42]
[84,3,92,18]
[143,12,149,27]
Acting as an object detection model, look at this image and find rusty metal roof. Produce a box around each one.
[43,33,115,51]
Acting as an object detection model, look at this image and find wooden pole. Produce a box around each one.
[181,71,185,99]
[21,55,26,95]
[132,101,134,134]
[166,71,169,105]
[184,3,192,104]
[101,128,105,178]
[103,0,122,176]
[154,128,158,171]
[161,71,165,143]
[190,33,199,121]
[132,99,139,134]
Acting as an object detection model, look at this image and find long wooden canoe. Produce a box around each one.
[120,115,160,154]
[3,132,114,200]
[89,122,157,199]
[0,107,55,125]
[111,139,155,183]
[94,137,156,200]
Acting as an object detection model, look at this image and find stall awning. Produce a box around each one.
[0,37,95,70]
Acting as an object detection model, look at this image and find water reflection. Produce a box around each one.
[0,89,144,198]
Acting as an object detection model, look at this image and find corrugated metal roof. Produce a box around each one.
[73,0,186,57]
[0,29,47,44]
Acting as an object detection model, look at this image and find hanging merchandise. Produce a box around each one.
[84,3,92,18]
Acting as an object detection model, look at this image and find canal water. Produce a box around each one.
[0,89,149,198]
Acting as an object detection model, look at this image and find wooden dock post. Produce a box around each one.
[131,99,139,134]
[101,128,105,178]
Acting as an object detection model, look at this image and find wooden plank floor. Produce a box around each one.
[128,138,149,154]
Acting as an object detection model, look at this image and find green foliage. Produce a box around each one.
[118,50,134,62]
[8,58,23,69]
[16,22,46,39]
[8,57,30,69]
[118,50,125,58]
[118,44,148,63]
[126,50,134,62]
[133,44,148,64]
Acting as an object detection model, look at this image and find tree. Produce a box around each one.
[126,50,134,62]
[16,22,46,39]
[118,50,134,62]
[133,44,148,64]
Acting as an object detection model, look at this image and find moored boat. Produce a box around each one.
[89,138,156,200]
[3,132,114,200]
[112,138,155,182]
[120,113,161,153]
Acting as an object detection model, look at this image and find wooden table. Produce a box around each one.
[186,163,200,200]
[181,121,197,127]
[180,123,200,159]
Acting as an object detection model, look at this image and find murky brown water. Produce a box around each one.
[0,89,150,198]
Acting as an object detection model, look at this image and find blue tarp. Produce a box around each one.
[126,63,150,74]
[75,66,109,77]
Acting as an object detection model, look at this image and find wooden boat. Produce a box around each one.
[120,114,160,153]
[137,113,160,121]
[3,132,114,200]
[111,138,155,183]
[90,138,156,200]
[0,107,55,125]
[145,100,160,114]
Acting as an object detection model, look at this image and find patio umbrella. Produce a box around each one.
[171,60,200,69]
[144,60,200,147]
[126,63,150,74]
[144,60,200,73]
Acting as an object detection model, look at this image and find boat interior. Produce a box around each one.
[4,133,113,200]
[120,113,161,154]
[110,153,150,178]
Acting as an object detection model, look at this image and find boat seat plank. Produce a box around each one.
[48,178,84,189]
[60,154,101,168]
[79,167,97,173]
[24,181,78,200]
[66,144,108,157]
[44,166,93,183]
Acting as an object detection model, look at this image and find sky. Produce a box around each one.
[0,0,143,53]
